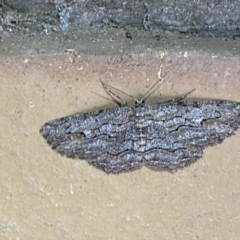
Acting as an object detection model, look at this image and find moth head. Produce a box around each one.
[135,99,145,107]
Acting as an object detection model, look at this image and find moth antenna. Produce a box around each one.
[100,79,129,106]
[100,79,138,105]
[92,91,122,106]
[142,69,171,102]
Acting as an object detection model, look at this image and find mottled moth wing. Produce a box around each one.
[143,100,240,170]
[40,106,144,173]
[40,100,240,173]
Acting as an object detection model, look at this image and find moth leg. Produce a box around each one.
[108,89,128,106]
[161,89,195,104]
[100,79,128,106]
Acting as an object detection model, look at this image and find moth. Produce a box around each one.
[40,78,240,173]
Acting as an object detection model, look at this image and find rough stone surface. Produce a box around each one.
[1,0,240,37]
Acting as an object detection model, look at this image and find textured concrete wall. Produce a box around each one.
[1,1,240,240]
[1,0,240,36]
